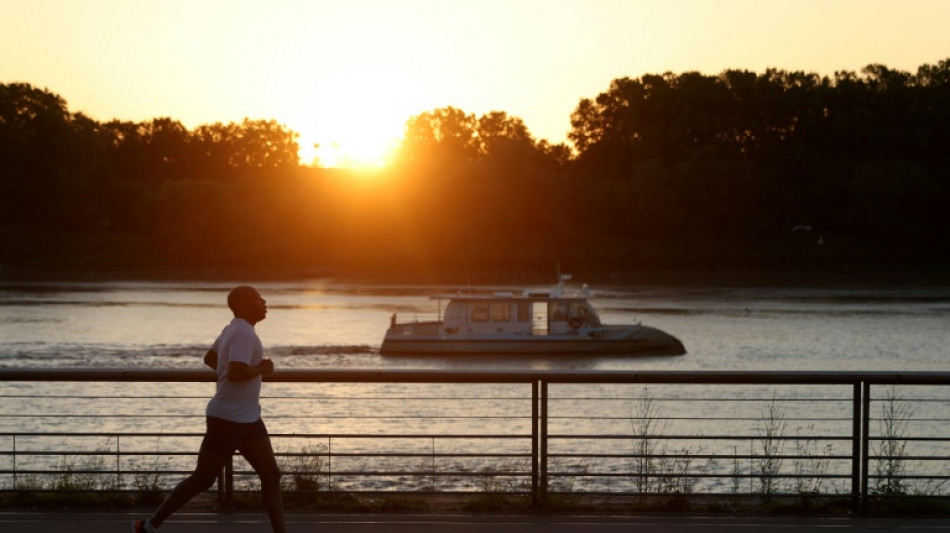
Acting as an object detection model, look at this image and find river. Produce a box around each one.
[1,279,948,372]
[1,279,949,493]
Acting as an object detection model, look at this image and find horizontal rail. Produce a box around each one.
[4,369,950,384]
[3,369,950,512]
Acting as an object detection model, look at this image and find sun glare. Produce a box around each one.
[298,65,428,169]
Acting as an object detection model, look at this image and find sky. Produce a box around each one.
[3,0,949,167]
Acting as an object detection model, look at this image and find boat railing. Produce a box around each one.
[2,369,950,512]
[392,312,442,323]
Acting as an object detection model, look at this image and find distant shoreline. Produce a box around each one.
[3,265,949,288]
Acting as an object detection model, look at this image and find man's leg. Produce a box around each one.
[240,435,287,533]
[149,448,230,528]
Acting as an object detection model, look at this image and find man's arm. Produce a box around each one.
[204,350,218,370]
[227,359,274,381]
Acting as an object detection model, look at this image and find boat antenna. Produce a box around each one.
[554,263,571,298]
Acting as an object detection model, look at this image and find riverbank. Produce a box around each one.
[3,264,949,288]
[4,510,949,533]
[4,489,949,518]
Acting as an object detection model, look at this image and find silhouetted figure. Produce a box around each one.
[133,285,286,533]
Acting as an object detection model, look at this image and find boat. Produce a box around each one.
[380,277,686,355]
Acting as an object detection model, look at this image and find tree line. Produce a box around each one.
[1,59,949,281]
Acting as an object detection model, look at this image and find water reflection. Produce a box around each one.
[0,280,948,373]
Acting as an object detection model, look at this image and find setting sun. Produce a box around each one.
[5,1,949,171]
[297,65,430,168]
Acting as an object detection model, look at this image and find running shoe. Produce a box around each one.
[131,519,157,533]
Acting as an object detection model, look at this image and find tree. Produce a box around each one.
[226,118,300,169]
[0,83,74,225]
[397,106,480,165]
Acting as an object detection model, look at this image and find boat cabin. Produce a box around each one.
[382,281,685,355]
[438,294,603,337]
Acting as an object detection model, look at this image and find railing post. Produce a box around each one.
[531,378,549,507]
[226,456,234,509]
[217,457,234,510]
[540,379,548,505]
[217,464,225,507]
[116,435,121,490]
[327,437,332,492]
[861,381,872,509]
[430,437,436,491]
[531,380,539,507]
[851,382,863,512]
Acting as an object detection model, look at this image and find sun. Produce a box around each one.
[297,65,428,168]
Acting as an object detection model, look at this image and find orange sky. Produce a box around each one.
[3,0,949,167]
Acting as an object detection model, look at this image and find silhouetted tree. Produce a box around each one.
[2,59,949,279]
[0,83,74,226]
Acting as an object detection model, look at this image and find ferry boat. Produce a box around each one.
[380,278,686,355]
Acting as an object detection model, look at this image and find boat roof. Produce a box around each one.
[433,285,593,302]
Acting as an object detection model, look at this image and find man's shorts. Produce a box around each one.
[199,416,269,457]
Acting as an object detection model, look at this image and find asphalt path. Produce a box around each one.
[2,512,950,532]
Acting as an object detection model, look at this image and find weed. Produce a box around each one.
[367,493,430,512]
[630,387,665,495]
[547,455,591,494]
[6,438,132,508]
[656,446,707,494]
[790,424,832,496]
[873,387,911,496]
[279,442,328,494]
[628,387,709,497]
[755,395,787,497]
[132,439,172,505]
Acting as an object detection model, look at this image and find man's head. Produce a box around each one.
[228,285,267,325]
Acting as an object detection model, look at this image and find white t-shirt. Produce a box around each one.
[205,318,263,423]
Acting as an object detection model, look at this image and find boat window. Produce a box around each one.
[491,302,511,322]
[516,301,531,322]
[471,302,490,322]
[569,302,587,318]
[569,301,600,326]
[550,301,569,321]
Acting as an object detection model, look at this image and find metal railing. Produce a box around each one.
[2,369,950,511]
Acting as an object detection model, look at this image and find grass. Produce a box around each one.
[755,395,787,498]
[3,387,949,515]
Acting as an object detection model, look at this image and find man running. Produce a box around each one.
[133,285,286,533]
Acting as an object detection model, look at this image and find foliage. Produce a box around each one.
[2,59,950,280]
[790,425,833,496]
[278,442,329,495]
[755,396,787,497]
[629,387,709,497]
[873,387,912,496]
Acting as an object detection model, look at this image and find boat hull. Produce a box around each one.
[380,326,686,356]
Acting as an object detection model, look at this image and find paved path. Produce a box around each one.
[2,512,950,532]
